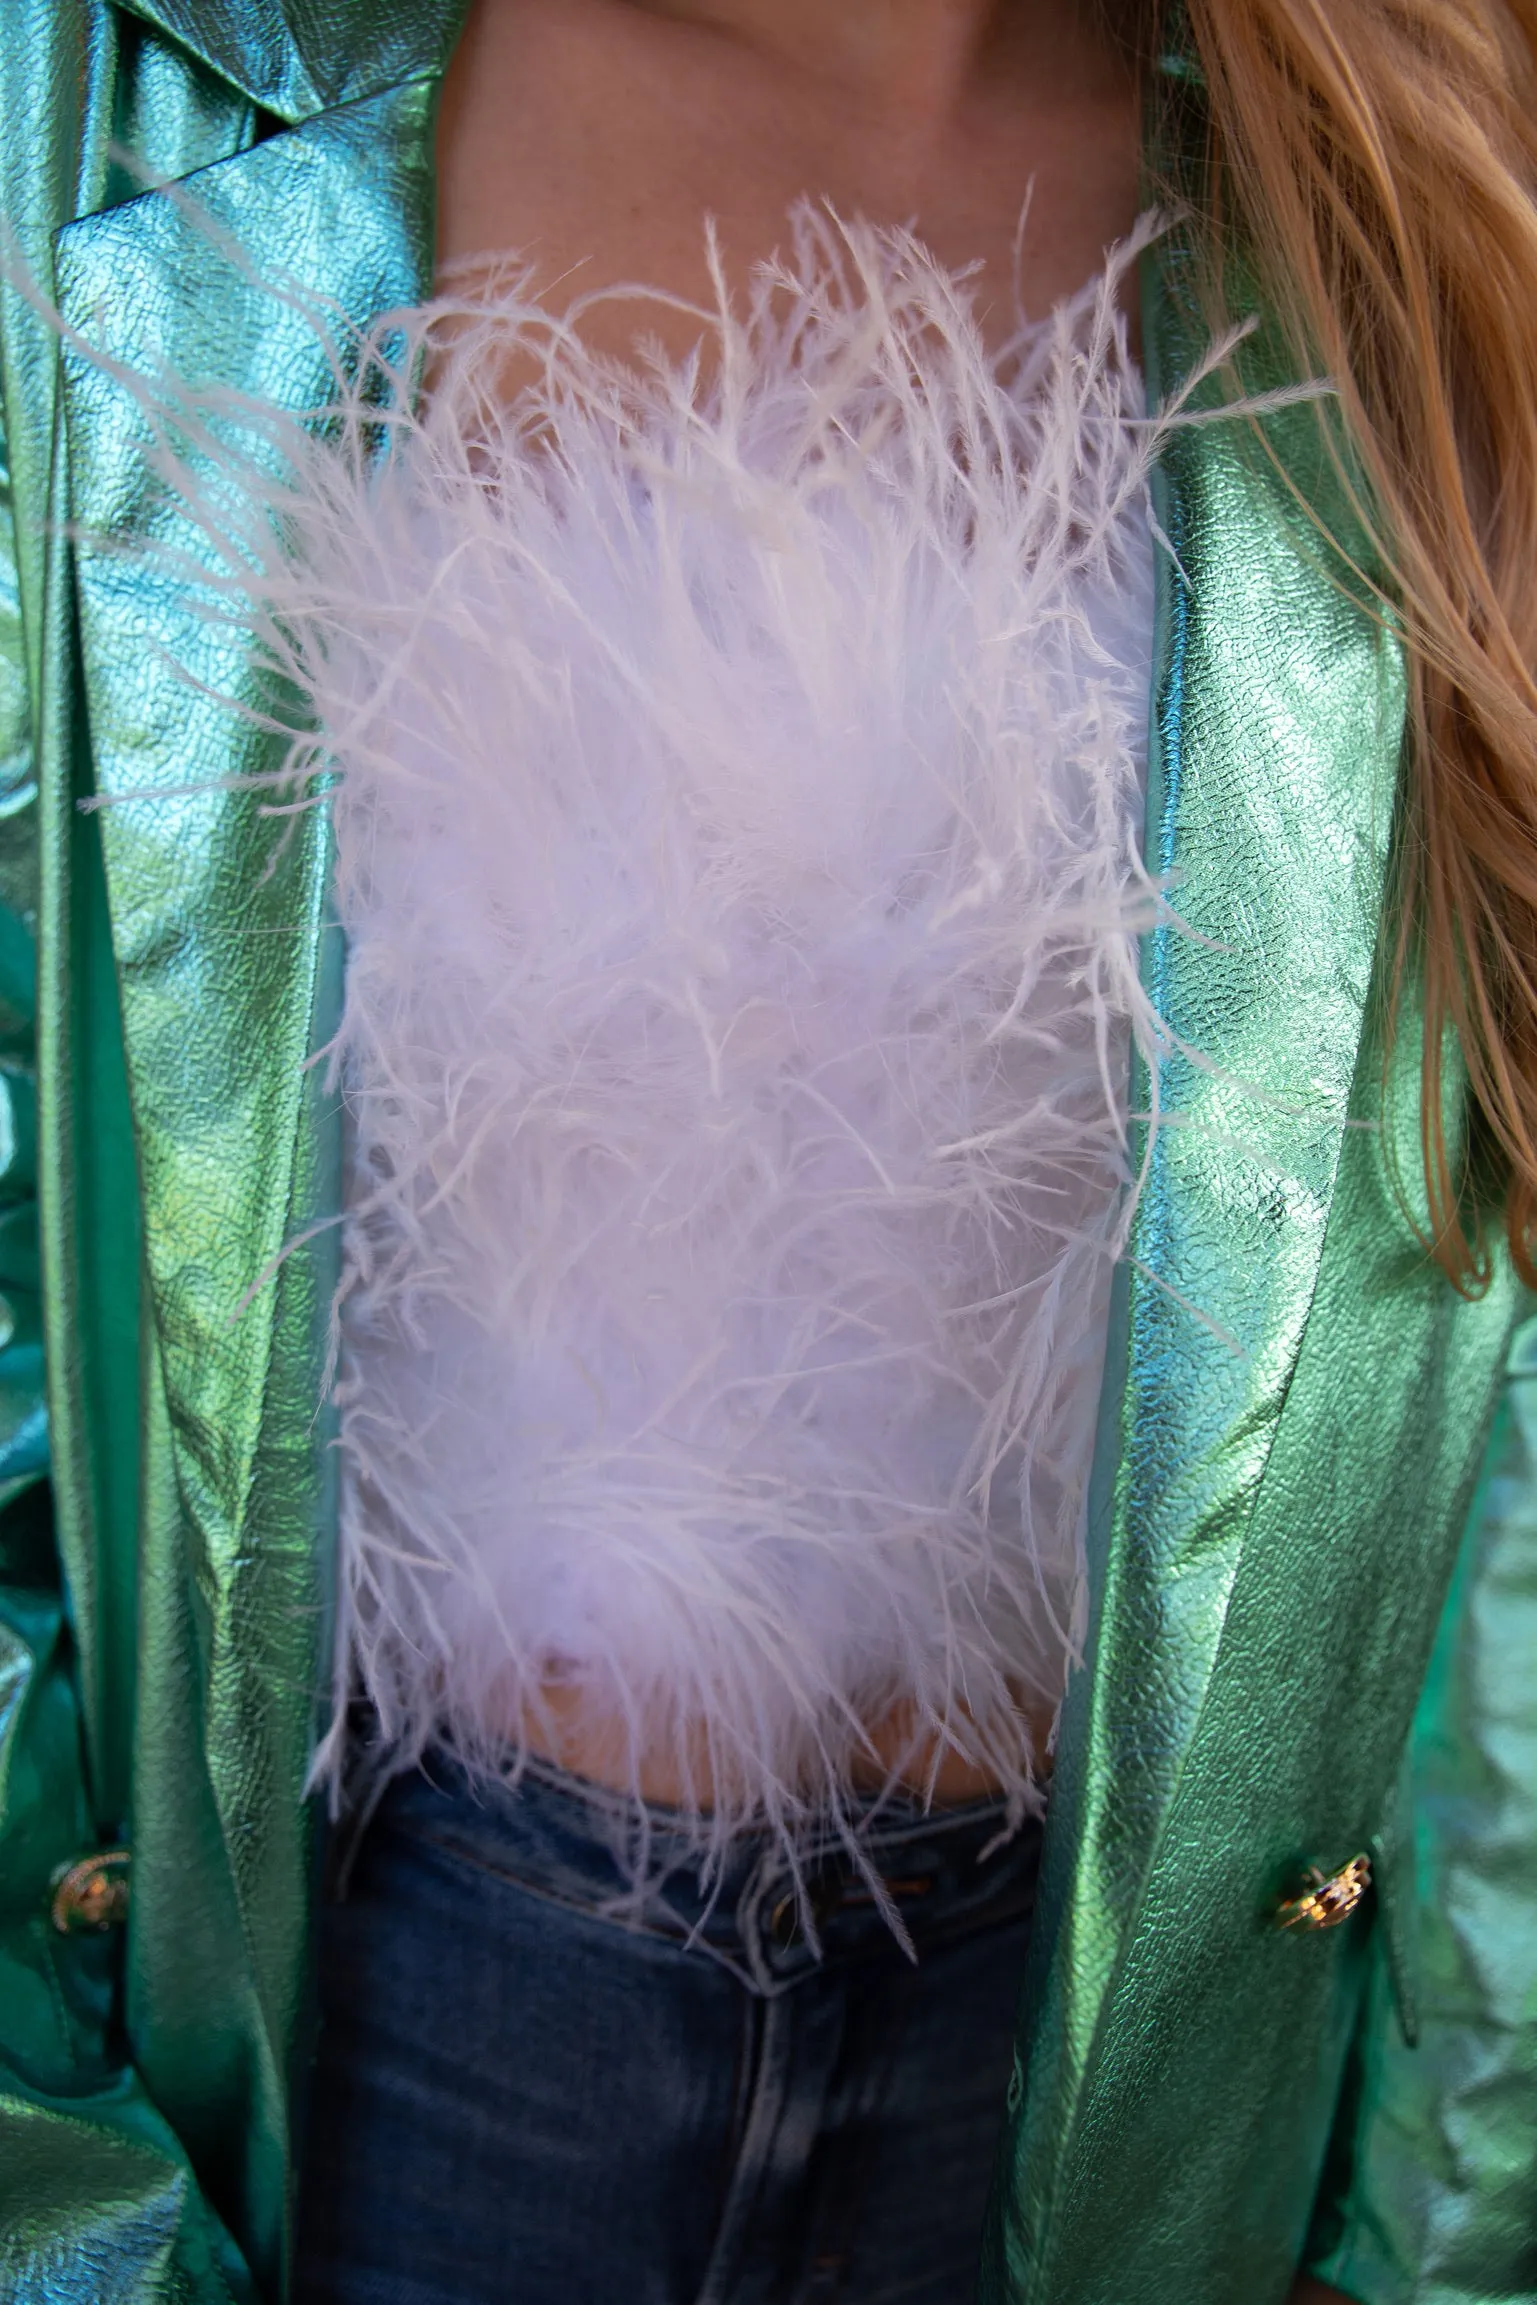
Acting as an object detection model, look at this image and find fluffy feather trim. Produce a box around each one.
[59,205,1196,1886]
[296,210,1170,1875]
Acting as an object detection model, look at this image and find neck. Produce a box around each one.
[621,2,1127,127]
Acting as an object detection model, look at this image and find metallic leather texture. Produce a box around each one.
[980,82,1524,2301]
[0,7,1530,2302]
[118,0,471,124]
[0,7,456,2298]
[1308,1313,1537,2300]
[0,10,258,2302]
[57,77,444,2290]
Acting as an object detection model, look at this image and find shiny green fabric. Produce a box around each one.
[1309,1312,1537,2298]
[980,143,1524,2304]
[0,8,259,2299]
[56,74,447,2295]
[0,9,461,2297]
[0,7,1531,2301]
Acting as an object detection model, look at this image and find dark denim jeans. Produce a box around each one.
[293,1752,1041,2305]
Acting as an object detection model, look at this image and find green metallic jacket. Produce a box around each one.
[0,5,1532,2299]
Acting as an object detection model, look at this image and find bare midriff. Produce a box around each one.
[512,1679,1056,1808]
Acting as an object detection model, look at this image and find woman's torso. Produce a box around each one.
[331,0,1149,1821]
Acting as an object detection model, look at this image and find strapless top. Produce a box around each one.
[275,210,1167,1874]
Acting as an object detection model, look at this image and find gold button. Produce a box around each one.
[1276,1852,1371,1932]
[49,1849,131,1935]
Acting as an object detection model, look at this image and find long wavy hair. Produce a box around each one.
[1135,0,1537,1287]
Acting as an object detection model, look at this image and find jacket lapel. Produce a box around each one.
[55,73,447,2282]
[989,198,1521,2305]
[111,0,468,122]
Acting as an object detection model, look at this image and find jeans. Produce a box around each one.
[293,1751,1042,2305]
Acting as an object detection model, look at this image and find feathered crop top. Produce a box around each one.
[273,210,1168,1867]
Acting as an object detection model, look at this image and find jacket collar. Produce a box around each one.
[112,0,471,120]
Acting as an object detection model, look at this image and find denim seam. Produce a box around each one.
[377,1814,695,1949]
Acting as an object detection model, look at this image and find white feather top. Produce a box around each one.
[288,212,1168,1865]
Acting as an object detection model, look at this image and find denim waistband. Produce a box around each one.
[359,1747,1045,1998]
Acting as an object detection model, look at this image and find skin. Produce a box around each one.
[435,21,1354,2291]
[436,0,1144,356]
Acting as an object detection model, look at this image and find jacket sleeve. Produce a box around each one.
[1305,1306,1537,2301]
[0,6,273,2287]
[0,330,261,2301]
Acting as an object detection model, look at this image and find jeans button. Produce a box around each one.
[769,1892,802,1950]
[769,1875,843,1951]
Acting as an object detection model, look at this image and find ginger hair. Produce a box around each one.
[1166,0,1537,1286]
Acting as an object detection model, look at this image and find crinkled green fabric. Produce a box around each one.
[0,8,261,2301]
[0,8,460,2299]
[979,94,1523,2304]
[56,78,445,2288]
[1308,1313,1537,2301]
[0,7,1530,2302]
